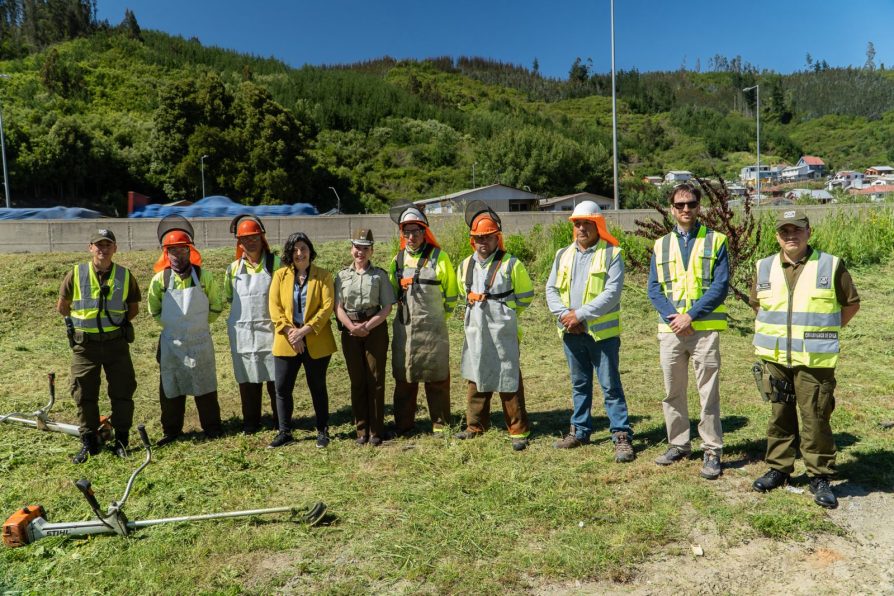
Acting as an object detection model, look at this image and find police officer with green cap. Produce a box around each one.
[334,229,395,446]
[750,209,860,509]
[57,228,140,463]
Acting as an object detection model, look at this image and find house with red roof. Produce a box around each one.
[781,156,826,182]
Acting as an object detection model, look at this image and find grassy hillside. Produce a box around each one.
[1,214,892,592]
[2,29,894,213]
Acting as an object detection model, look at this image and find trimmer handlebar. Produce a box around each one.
[75,479,104,518]
[137,425,150,449]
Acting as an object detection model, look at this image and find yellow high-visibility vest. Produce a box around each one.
[70,263,130,333]
[653,226,728,332]
[753,250,841,368]
[554,240,621,341]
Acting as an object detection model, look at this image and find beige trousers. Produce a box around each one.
[658,330,723,453]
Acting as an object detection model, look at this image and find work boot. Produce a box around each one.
[654,445,691,466]
[369,435,383,447]
[72,432,100,464]
[511,437,528,451]
[700,451,722,480]
[808,476,838,509]
[267,432,295,449]
[455,430,483,440]
[613,432,635,463]
[553,433,589,449]
[111,432,129,459]
[752,469,790,492]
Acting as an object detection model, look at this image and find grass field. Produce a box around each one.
[1,219,893,593]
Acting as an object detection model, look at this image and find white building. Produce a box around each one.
[664,170,693,184]
[827,170,864,191]
[539,192,614,212]
[416,184,540,214]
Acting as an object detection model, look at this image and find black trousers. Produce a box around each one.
[239,381,278,432]
[274,352,331,434]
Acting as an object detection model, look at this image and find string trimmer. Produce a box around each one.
[0,373,113,442]
[2,425,327,547]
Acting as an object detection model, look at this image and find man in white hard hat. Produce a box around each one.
[545,201,635,462]
[388,201,458,435]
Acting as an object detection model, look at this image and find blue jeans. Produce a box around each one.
[562,334,631,441]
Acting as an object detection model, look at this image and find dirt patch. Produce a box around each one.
[534,486,894,595]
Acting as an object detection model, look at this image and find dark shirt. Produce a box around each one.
[647,223,730,323]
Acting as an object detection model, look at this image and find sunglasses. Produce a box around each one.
[673,200,700,210]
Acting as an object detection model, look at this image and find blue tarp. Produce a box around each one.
[129,196,318,218]
[0,207,105,220]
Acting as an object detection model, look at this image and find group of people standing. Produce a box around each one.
[56,185,859,509]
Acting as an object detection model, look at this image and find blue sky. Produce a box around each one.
[99,1,892,79]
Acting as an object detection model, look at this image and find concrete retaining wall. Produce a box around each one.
[0,204,881,253]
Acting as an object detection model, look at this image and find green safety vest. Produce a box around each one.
[753,250,841,368]
[653,226,728,332]
[554,240,621,341]
[70,263,130,333]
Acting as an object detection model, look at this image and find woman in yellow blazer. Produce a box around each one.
[268,232,337,448]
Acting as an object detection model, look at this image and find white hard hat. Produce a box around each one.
[399,207,428,226]
[570,201,602,219]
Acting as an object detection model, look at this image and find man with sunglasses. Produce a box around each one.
[57,229,140,463]
[388,201,458,436]
[648,182,729,479]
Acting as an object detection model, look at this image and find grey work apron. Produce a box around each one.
[392,250,450,383]
[460,255,520,393]
[159,269,218,398]
[227,260,275,384]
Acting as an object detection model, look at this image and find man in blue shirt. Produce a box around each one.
[647,183,729,479]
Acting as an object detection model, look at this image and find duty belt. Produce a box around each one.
[345,307,379,322]
[82,328,125,342]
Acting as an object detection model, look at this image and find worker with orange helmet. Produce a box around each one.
[147,215,224,446]
[387,201,458,435]
[224,215,281,435]
[545,201,635,463]
[454,201,534,451]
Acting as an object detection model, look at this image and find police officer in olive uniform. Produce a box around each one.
[334,229,395,446]
[57,229,140,463]
[750,209,860,509]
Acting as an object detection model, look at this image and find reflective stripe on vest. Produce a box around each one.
[753,250,841,368]
[70,263,130,332]
[653,226,728,332]
[554,240,621,340]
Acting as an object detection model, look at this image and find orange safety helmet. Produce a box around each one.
[236,218,264,237]
[162,230,192,247]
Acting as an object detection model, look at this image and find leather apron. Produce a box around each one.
[392,251,450,383]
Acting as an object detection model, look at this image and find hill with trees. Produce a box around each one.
[1,2,894,213]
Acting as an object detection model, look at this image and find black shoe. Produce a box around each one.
[356,435,369,446]
[267,432,294,449]
[808,476,838,509]
[243,426,260,435]
[156,434,179,448]
[511,437,528,451]
[72,433,100,464]
[369,435,383,447]
[752,469,790,492]
[316,431,330,449]
[111,442,129,459]
[455,430,483,440]
[204,429,223,440]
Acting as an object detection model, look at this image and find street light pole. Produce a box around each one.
[0,74,11,208]
[743,85,760,203]
[328,186,341,214]
[200,154,208,198]
[610,0,620,211]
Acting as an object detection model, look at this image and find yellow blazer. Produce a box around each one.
[269,263,337,359]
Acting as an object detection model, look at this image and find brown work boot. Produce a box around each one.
[613,432,635,463]
[553,433,589,449]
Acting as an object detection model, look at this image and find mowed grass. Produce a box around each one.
[1,224,893,593]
